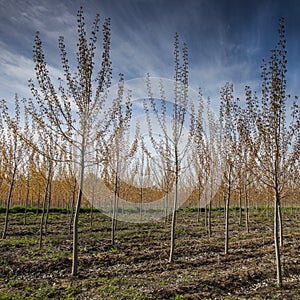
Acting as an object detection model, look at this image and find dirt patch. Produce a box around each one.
[0,208,299,299]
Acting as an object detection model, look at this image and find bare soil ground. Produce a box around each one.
[0,207,299,299]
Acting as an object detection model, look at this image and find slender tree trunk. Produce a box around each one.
[244,184,249,233]
[205,195,208,233]
[2,167,17,239]
[208,179,213,237]
[225,166,232,255]
[39,166,51,249]
[36,186,41,216]
[72,145,85,276]
[274,189,283,287]
[164,192,169,223]
[239,187,242,226]
[111,171,118,245]
[69,182,76,235]
[140,187,143,223]
[72,188,83,275]
[224,191,230,254]
[197,185,201,222]
[208,196,212,237]
[169,163,178,263]
[23,179,30,225]
[278,200,283,247]
[45,181,52,232]
[90,184,95,229]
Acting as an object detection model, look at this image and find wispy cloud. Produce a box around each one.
[0,40,64,102]
[103,0,266,103]
[1,0,300,109]
[0,43,34,100]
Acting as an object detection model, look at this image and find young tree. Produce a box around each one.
[219,83,239,254]
[21,112,35,225]
[237,100,258,233]
[190,93,223,237]
[0,97,25,239]
[99,76,134,244]
[140,87,175,223]
[144,34,193,262]
[38,130,59,248]
[22,7,113,275]
[206,98,224,236]
[190,90,207,223]
[242,19,299,287]
[146,137,174,223]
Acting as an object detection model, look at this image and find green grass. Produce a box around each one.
[0,283,82,300]
[0,205,98,214]
[1,205,299,215]
[0,206,299,299]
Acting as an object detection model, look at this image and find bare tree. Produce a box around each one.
[0,97,25,239]
[144,33,193,262]
[100,76,134,245]
[219,83,240,254]
[22,7,113,275]
[190,89,207,223]
[141,91,175,223]
[146,138,175,223]
[242,18,299,287]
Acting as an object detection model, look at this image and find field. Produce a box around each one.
[0,207,299,299]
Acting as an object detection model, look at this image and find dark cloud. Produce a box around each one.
[1,0,300,102]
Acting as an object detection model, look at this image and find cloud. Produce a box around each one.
[0,41,64,102]
[102,0,266,105]
[1,0,300,110]
[0,0,81,101]
[0,44,34,101]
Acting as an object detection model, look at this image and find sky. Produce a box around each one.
[1,0,300,110]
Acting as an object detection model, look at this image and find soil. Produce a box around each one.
[0,207,299,299]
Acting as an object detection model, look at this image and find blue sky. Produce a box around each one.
[1,0,300,107]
